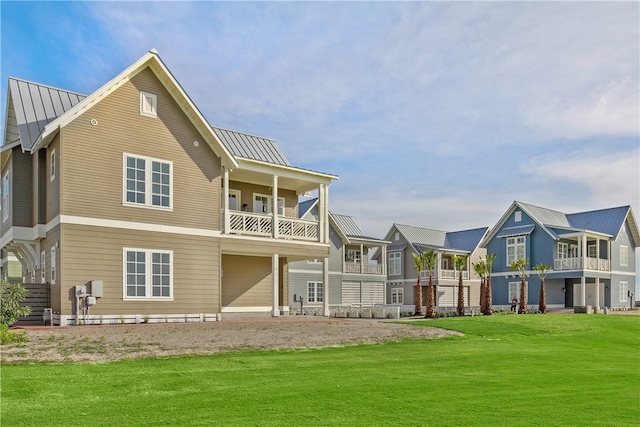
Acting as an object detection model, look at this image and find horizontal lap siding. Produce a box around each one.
[59,223,219,315]
[222,255,271,307]
[46,136,60,223]
[221,237,329,260]
[12,148,33,227]
[228,181,297,217]
[60,67,221,231]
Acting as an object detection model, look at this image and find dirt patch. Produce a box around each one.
[1,317,459,364]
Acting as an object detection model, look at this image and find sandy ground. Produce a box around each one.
[1,317,459,364]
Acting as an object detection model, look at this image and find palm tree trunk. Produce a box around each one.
[415,276,423,316]
[479,278,486,314]
[425,275,435,318]
[485,276,493,315]
[457,273,465,316]
[519,278,528,314]
[539,279,546,314]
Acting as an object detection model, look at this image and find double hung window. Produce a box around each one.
[506,236,525,265]
[388,252,401,276]
[307,281,323,303]
[124,248,173,299]
[124,154,172,209]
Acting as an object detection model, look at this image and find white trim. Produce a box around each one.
[59,215,223,237]
[611,270,636,276]
[252,192,285,215]
[50,246,56,284]
[123,153,173,211]
[221,306,271,313]
[50,148,56,181]
[139,91,157,118]
[40,251,45,283]
[228,189,241,211]
[2,170,9,222]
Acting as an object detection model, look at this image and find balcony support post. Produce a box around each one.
[322,256,330,317]
[360,244,364,274]
[382,245,387,276]
[580,276,586,306]
[272,175,279,239]
[272,253,280,317]
[223,166,230,234]
[595,277,600,310]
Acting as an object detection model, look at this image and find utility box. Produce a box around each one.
[75,285,87,297]
[86,296,97,306]
[89,280,103,298]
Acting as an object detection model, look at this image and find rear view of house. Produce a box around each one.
[1,50,337,325]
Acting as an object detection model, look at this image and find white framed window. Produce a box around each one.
[509,281,526,301]
[307,281,323,303]
[140,91,157,117]
[588,244,597,258]
[514,211,522,222]
[253,193,285,215]
[506,236,526,265]
[50,149,56,181]
[620,245,628,267]
[394,232,399,241]
[391,288,404,304]
[228,189,241,211]
[619,281,628,302]
[50,247,56,284]
[40,251,46,283]
[346,249,361,262]
[558,242,568,259]
[388,252,401,276]
[441,258,449,270]
[307,258,322,264]
[2,171,9,222]
[570,244,578,258]
[123,154,172,210]
[123,248,173,300]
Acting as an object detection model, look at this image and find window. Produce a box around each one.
[509,282,525,301]
[514,211,522,222]
[389,252,401,275]
[558,242,568,259]
[50,149,56,181]
[620,245,628,267]
[588,244,597,258]
[124,154,172,209]
[124,248,173,299]
[307,281,323,303]
[394,232,399,241]
[40,251,45,283]
[140,91,157,117]
[2,172,9,222]
[441,258,449,270]
[228,189,241,211]
[307,258,322,264]
[391,288,404,304]
[506,236,525,265]
[346,249,361,262]
[253,193,285,215]
[619,281,628,302]
[50,247,56,284]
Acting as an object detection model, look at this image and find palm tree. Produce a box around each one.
[510,258,529,314]
[452,254,467,316]
[412,253,425,316]
[473,258,487,314]
[424,249,437,318]
[533,263,552,314]
[484,253,496,316]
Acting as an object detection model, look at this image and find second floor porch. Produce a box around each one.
[420,269,469,280]
[553,232,612,272]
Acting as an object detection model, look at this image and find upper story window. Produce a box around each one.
[2,172,9,222]
[346,249,361,263]
[140,91,157,118]
[514,211,522,222]
[50,149,56,181]
[558,242,568,259]
[124,248,173,300]
[394,232,400,241]
[228,189,241,211]
[253,193,285,215]
[506,236,525,265]
[620,245,628,266]
[388,252,401,275]
[124,154,172,210]
[588,244,597,258]
[51,246,56,284]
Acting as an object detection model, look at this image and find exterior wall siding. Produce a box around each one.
[11,148,33,227]
[57,223,219,316]
[221,255,272,307]
[46,135,61,223]
[60,67,222,231]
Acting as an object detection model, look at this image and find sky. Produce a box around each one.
[1,1,639,286]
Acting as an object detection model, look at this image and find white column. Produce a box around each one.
[272,253,280,317]
[324,185,330,243]
[318,184,325,243]
[437,252,442,279]
[595,277,600,310]
[581,234,587,269]
[607,240,612,271]
[272,175,279,238]
[382,245,387,276]
[360,244,364,274]
[223,166,230,233]
[322,257,330,317]
[580,276,586,306]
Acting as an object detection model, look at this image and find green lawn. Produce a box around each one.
[2,315,639,426]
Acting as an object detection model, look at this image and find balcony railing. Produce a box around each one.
[343,261,383,275]
[420,270,469,280]
[226,211,319,241]
[554,257,610,271]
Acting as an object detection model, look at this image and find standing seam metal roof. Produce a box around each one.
[211,126,291,166]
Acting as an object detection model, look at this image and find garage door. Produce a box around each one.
[438,286,469,307]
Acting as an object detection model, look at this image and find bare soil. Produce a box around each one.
[1,317,459,364]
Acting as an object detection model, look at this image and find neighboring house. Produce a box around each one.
[377,224,489,312]
[1,249,22,283]
[482,201,639,310]
[288,199,388,313]
[0,49,338,325]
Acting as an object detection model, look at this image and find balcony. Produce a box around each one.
[553,257,610,272]
[343,261,383,275]
[421,270,469,280]
[226,211,319,242]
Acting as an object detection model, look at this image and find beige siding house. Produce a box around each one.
[1,50,337,325]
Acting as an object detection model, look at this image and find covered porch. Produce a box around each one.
[553,230,612,272]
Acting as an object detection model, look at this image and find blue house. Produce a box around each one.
[482,201,639,311]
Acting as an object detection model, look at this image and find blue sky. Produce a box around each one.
[2,1,639,279]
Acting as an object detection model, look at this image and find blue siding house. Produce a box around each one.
[482,201,639,311]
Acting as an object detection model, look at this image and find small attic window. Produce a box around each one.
[395,232,400,241]
[140,91,157,117]
[515,211,522,222]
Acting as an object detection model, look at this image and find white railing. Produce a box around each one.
[420,270,468,280]
[343,262,383,275]
[553,257,610,271]
[226,211,319,242]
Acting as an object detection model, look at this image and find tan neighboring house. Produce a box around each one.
[1,49,337,325]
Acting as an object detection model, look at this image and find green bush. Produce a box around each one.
[0,324,28,345]
[1,280,32,328]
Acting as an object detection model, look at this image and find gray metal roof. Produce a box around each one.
[495,225,536,239]
[211,126,290,166]
[4,78,86,150]
[566,206,630,237]
[445,227,490,252]
[330,213,384,242]
[518,202,571,228]
[298,198,317,219]
[393,223,486,253]
[394,224,447,248]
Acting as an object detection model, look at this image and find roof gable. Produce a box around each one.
[445,227,489,252]
[298,198,318,219]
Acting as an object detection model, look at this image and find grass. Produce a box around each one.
[1,315,639,426]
